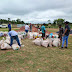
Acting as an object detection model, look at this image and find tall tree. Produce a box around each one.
[48,20,51,24]
[8,18,10,22]
[53,18,65,25]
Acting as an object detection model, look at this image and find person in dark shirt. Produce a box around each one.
[58,25,64,41]
[30,23,32,32]
[61,21,70,49]
[8,22,11,32]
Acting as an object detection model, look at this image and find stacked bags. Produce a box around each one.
[32,36,60,48]
[0,35,23,50]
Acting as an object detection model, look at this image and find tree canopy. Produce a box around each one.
[53,18,65,25]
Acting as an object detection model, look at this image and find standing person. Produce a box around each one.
[8,22,11,32]
[30,23,32,32]
[8,30,21,49]
[58,25,64,41]
[41,23,46,40]
[61,21,70,49]
[25,23,29,33]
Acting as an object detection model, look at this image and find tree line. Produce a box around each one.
[48,18,72,25]
[0,18,25,24]
[0,18,71,25]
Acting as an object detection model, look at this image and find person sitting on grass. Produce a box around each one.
[41,23,46,40]
[8,30,21,49]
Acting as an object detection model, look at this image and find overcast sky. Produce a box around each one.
[0,0,72,23]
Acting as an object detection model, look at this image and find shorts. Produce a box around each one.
[42,33,45,37]
[25,30,28,33]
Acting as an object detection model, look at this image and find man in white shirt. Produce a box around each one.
[25,23,29,33]
[8,31,21,49]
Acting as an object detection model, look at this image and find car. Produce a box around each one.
[0,24,8,28]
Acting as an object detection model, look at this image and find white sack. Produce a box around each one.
[18,35,23,39]
[48,38,53,47]
[6,36,10,40]
[41,39,49,47]
[28,32,33,39]
[4,39,10,44]
[53,38,60,47]
[0,40,4,48]
[1,43,11,50]
[33,38,43,46]
[12,44,20,50]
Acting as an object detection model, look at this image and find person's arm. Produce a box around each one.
[63,28,68,36]
[8,24,9,28]
[58,28,60,35]
[8,32,11,37]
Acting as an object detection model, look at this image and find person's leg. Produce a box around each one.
[10,36,13,46]
[15,35,21,47]
[62,36,66,47]
[44,33,45,40]
[42,33,44,40]
[66,36,69,47]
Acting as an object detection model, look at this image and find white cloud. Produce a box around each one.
[0,0,72,23]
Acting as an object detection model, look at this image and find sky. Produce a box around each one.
[0,0,72,23]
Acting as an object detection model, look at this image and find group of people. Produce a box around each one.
[41,21,70,49]
[58,21,70,49]
[8,22,21,48]
[7,21,70,49]
[7,23,32,49]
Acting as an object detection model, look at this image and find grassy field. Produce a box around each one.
[0,28,20,32]
[46,28,58,33]
[0,28,72,72]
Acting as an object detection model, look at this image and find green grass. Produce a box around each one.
[0,28,19,32]
[46,28,58,33]
[0,28,72,72]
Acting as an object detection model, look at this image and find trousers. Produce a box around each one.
[10,35,21,46]
[62,35,69,47]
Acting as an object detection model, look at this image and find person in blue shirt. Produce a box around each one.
[41,23,46,40]
[8,31,21,49]
[8,22,11,32]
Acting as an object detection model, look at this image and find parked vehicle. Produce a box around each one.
[0,24,7,28]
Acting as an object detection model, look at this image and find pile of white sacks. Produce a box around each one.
[0,31,25,50]
[32,35,60,48]
[0,35,23,50]
[28,32,43,39]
